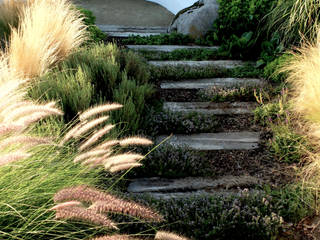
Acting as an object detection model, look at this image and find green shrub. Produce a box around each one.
[123,32,195,45]
[30,43,153,132]
[76,6,106,43]
[29,64,95,120]
[263,54,292,83]
[210,0,277,59]
[269,125,308,163]
[112,74,154,133]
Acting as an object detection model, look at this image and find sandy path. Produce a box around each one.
[73,0,174,27]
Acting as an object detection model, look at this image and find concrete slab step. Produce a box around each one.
[126,45,220,52]
[128,176,261,199]
[98,25,167,37]
[156,131,260,150]
[161,78,265,89]
[148,60,248,69]
[163,102,257,115]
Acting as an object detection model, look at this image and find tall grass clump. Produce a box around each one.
[7,0,88,78]
[283,30,320,192]
[0,0,26,41]
[266,0,320,47]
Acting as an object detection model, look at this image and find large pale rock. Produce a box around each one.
[169,0,219,38]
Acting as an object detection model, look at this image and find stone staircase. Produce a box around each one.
[122,43,268,200]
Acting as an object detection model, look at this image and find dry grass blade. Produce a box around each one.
[79,103,122,121]
[90,200,163,222]
[155,231,190,240]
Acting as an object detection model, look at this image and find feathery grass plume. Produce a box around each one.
[15,111,62,126]
[81,152,112,168]
[91,235,138,240]
[74,149,110,163]
[79,103,123,121]
[104,153,144,170]
[50,201,83,211]
[89,200,163,222]
[5,103,63,122]
[79,124,115,151]
[0,152,31,166]
[7,0,88,78]
[119,137,153,147]
[0,123,24,135]
[91,235,136,240]
[73,116,109,138]
[95,140,119,150]
[60,123,82,146]
[54,185,119,204]
[155,231,190,240]
[54,207,118,229]
[284,32,320,126]
[0,0,26,39]
[0,135,52,150]
[109,163,142,173]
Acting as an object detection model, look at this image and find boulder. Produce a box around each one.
[168,0,219,39]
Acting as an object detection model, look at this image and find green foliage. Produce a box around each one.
[112,74,154,133]
[130,144,210,178]
[137,48,221,61]
[76,6,106,43]
[270,185,315,223]
[266,0,320,47]
[0,121,103,240]
[254,88,289,126]
[132,191,283,240]
[149,64,262,83]
[263,54,292,83]
[145,110,219,136]
[123,32,195,45]
[269,125,307,163]
[29,43,153,133]
[30,64,95,119]
[211,0,277,59]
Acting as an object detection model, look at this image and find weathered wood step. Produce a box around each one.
[161,78,265,89]
[98,25,167,37]
[148,60,248,69]
[128,176,261,199]
[163,102,257,115]
[126,45,220,52]
[157,132,260,150]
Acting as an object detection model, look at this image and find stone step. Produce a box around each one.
[157,131,260,150]
[148,60,248,69]
[161,78,265,90]
[97,25,167,37]
[128,176,261,200]
[126,45,220,52]
[163,102,257,115]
